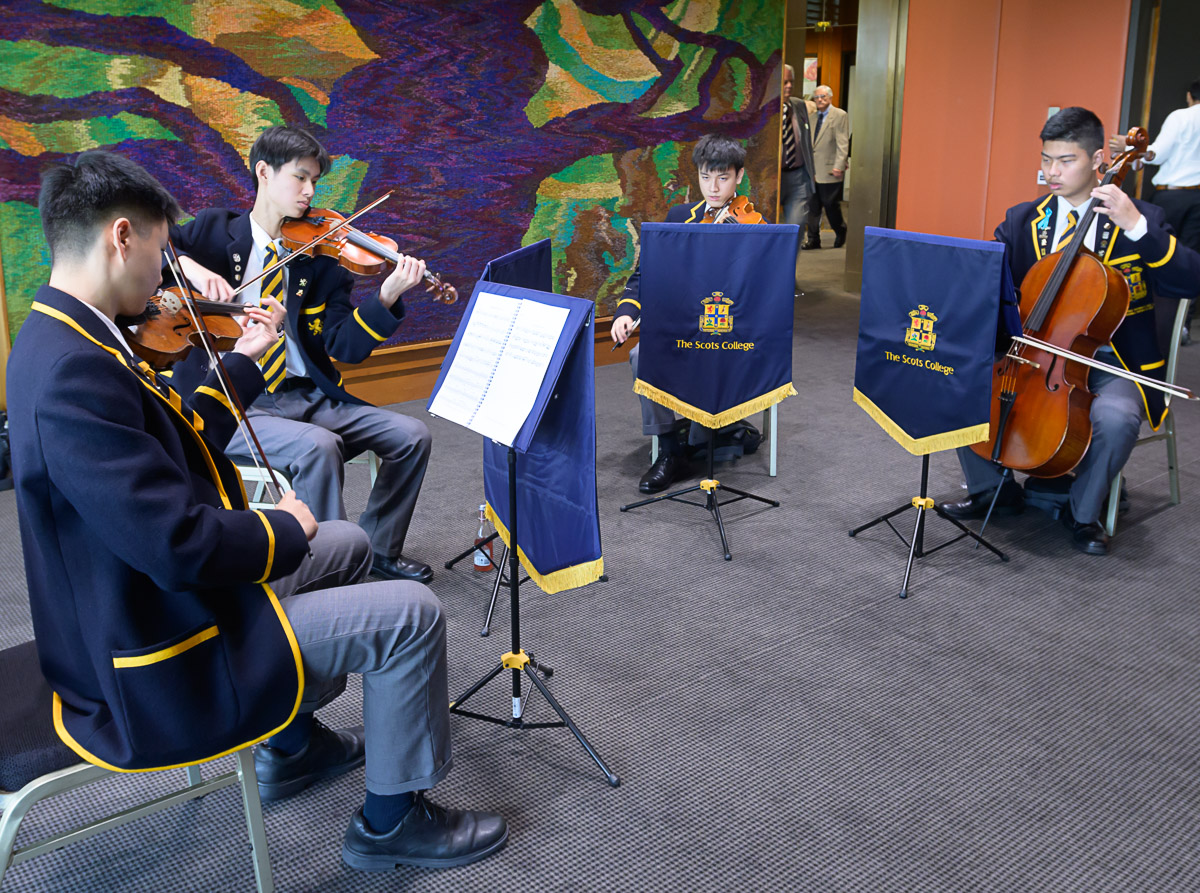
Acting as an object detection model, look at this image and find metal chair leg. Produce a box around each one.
[235,748,274,893]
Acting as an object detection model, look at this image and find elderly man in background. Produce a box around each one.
[803,85,850,250]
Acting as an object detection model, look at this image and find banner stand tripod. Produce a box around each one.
[620,425,778,561]
[450,447,620,787]
[849,454,1008,598]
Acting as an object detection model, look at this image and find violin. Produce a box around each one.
[125,287,250,370]
[281,208,458,304]
[700,195,765,225]
[971,127,1151,477]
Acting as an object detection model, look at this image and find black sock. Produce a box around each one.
[265,712,313,755]
[363,790,417,833]
[658,431,682,456]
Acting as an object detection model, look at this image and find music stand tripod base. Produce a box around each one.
[848,454,1008,598]
[620,430,779,560]
[450,447,620,788]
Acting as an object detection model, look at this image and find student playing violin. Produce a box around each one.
[611,133,763,493]
[10,150,507,871]
[171,125,443,586]
[938,107,1200,555]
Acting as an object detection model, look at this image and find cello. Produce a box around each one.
[971,128,1151,478]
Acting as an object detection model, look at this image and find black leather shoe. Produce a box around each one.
[255,720,365,802]
[372,554,433,583]
[342,792,508,870]
[1061,509,1111,555]
[833,231,847,248]
[801,239,821,250]
[940,481,1024,520]
[639,452,686,493]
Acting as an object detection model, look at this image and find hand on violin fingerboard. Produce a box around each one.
[230,299,285,362]
[1090,184,1143,232]
[379,254,427,309]
[178,255,235,302]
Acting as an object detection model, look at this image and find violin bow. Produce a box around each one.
[228,190,393,299]
[163,242,291,504]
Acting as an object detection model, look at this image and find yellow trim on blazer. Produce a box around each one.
[303,303,326,315]
[252,509,276,582]
[1147,235,1177,267]
[113,626,219,668]
[353,306,386,341]
[195,385,238,419]
[1030,196,1054,258]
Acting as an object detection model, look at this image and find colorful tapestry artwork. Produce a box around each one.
[0,1,785,346]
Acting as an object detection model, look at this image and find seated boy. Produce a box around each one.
[611,133,753,492]
[10,150,506,870]
[938,107,1200,554]
[171,125,446,583]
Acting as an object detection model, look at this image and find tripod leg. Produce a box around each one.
[718,484,780,507]
[449,661,506,712]
[522,665,620,787]
[898,502,927,599]
[480,545,508,637]
[976,468,1012,544]
[445,531,500,570]
[620,484,704,511]
[849,503,912,537]
[705,486,732,561]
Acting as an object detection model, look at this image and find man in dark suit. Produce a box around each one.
[9,151,506,870]
[780,64,816,241]
[803,85,850,249]
[611,134,748,492]
[172,126,444,584]
[939,107,1200,554]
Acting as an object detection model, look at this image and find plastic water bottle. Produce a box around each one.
[473,504,494,572]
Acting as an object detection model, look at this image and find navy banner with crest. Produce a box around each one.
[470,245,602,593]
[634,222,800,427]
[853,227,1014,455]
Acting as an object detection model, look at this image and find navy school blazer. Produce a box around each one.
[8,286,310,771]
[169,209,408,402]
[996,196,1200,427]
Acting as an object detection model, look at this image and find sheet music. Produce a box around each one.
[472,299,569,445]
[427,292,520,429]
[428,291,569,446]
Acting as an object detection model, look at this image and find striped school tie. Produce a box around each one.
[782,102,798,169]
[258,242,288,393]
[1054,211,1078,252]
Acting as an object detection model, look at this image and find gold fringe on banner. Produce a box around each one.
[484,503,604,595]
[852,388,989,455]
[632,380,797,429]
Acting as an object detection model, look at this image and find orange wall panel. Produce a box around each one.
[896,0,1131,240]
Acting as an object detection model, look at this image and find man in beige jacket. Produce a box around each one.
[803,85,850,249]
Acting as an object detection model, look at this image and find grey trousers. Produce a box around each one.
[271,520,452,795]
[780,166,813,235]
[956,366,1143,524]
[629,343,679,436]
[226,381,431,558]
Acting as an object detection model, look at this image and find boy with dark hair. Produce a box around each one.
[9,150,506,872]
[611,133,751,492]
[939,107,1200,554]
[173,125,444,585]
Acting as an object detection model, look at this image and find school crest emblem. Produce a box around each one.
[699,292,734,334]
[308,318,323,336]
[905,304,938,351]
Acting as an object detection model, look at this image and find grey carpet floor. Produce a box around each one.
[2,248,1198,892]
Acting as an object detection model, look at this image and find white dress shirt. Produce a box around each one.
[1146,104,1200,187]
